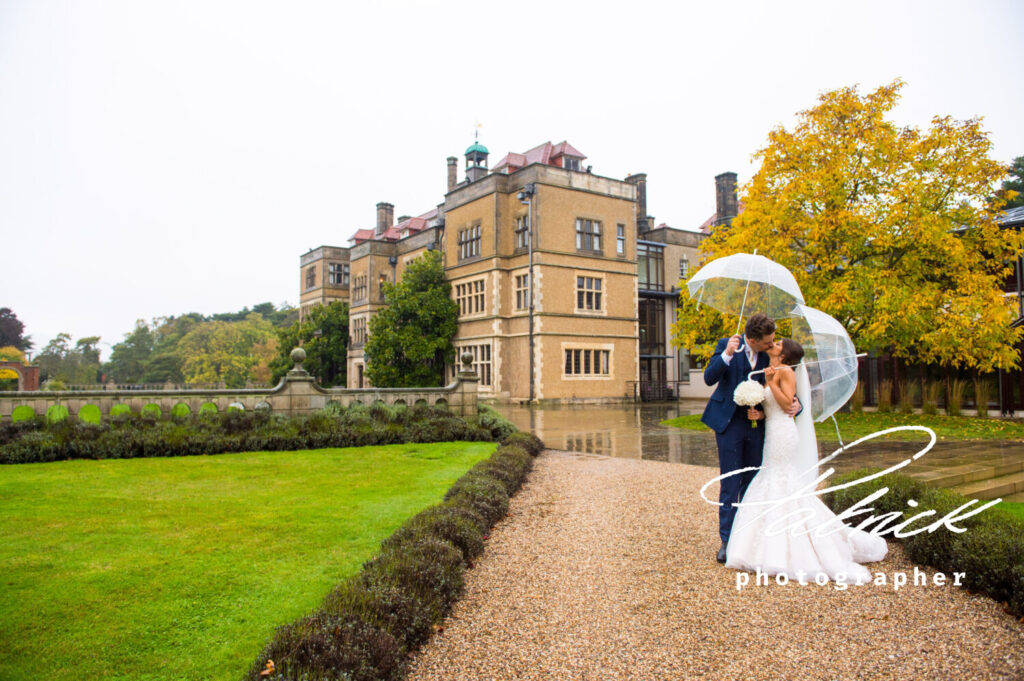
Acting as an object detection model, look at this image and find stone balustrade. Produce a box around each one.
[0,349,479,423]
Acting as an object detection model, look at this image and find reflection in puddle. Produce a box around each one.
[493,401,720,467]
[493,402,1024,478]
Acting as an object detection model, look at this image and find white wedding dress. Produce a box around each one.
[725,371,887,584]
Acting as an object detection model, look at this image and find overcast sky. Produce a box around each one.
[2,0,1022,360]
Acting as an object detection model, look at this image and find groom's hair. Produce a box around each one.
[745,313,776,340]
[781,338,805,365]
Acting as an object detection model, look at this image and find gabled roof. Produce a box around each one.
[491,140,587,173]
[550,141,586,159]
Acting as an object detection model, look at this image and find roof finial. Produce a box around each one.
[475,121,481,141]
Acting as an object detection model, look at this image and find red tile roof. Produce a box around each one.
[550,141,585,159]
[492,140,586,173]
[350,207,439,244]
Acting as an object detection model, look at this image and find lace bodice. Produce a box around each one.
[761,383,799,468]
[762,384,788,420]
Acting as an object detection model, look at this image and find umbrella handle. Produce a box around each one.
[747,353,868,380]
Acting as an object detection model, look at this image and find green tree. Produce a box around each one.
[141,314,203,383]
[209,301,297,327]
[252,301,299,327]
[270,300,349,386]
[674,79,1023,372]
[177,314,275,387]
[36,333,102,385]
[997,155,1024,209]
[105,320,155,383]
[0,308,32,352]
[364,251,458,387]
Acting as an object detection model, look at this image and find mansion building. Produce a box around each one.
[299,140,736,402]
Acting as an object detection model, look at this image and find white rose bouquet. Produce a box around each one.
[733,379,765,428]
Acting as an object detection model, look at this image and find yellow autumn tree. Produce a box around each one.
[673,79,1023,372]
[0,346,27,382]
[177,314,275,388]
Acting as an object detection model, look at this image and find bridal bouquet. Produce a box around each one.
[733,379,764,428]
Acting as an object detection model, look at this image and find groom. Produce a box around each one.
[701,313,801,563]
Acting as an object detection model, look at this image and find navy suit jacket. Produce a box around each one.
[700,337,770,434]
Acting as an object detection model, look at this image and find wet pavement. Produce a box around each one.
[496,400,718,466]
[493,401,1024,500]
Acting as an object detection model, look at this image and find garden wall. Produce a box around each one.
[0,349,479,423]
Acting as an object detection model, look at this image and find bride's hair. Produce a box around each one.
[781,338,805,365]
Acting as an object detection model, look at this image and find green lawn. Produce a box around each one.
[1001,502,1024,521]
[661,411,1024,441]
[0,442,495,681]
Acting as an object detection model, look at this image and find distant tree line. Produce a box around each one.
[0,303,304,390]
[3,253,466,392]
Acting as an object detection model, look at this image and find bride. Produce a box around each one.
[725,338,888,584]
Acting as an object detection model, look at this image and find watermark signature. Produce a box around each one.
[735,566,966,591]
[700,425,1004,539]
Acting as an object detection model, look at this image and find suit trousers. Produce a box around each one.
[715,409,766,543]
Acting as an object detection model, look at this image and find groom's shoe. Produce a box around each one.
[716,541,727,563]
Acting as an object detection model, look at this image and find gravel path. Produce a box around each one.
[407,450,1024,681]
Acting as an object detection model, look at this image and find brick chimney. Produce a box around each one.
[625,173,649,233]
[447,156,458,192]
[714,172,738,226]
[375,202,394,236]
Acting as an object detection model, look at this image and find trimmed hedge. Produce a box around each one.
[474,404,516,442]
[824,468,1024,618]
[45,404,69,425]
[246,434,544,681]
[0,404,509,465]
[501,431,544,457]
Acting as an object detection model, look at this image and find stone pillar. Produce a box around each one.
[447,156,458,192]
[455,351,479,417]
[376,202,394,236]
[714,172,738,226]
[625,173,648,233]
[280,347,318,417]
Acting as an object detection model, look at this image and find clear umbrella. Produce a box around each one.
[787,303,863,422]
[686,252,805,333]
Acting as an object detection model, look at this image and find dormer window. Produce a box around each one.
[564,157,581,171]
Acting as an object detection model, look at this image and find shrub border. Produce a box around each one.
[0,404,513,464]
[824,468,1024,620]
[245,430,545,680]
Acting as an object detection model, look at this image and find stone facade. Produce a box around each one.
[299,246,351,320]
[300,140,721,403]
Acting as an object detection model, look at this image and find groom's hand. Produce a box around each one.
[724,335,741,358]
[786,397,801,417]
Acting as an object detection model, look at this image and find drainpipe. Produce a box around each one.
[518,183,537,403]
[388,255,397,299]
